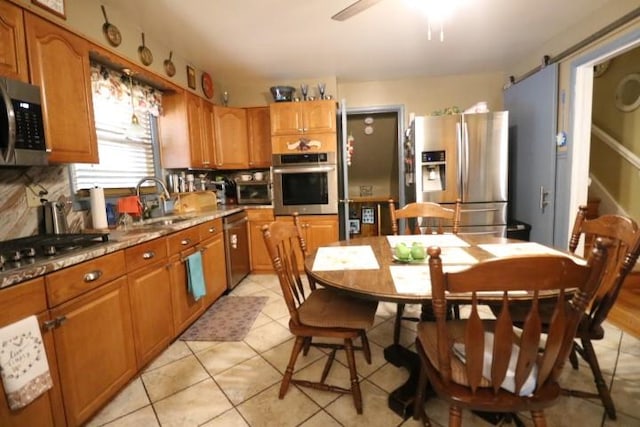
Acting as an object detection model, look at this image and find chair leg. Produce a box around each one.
[581,337,617,420]
[359,330,372,364]
[394,304,405,345]
[344,338,363,414]
[568,341,579,370]
[280,336,305,398]
[449,405,462,427]
[530,410,548,427]
[413,353,429,420]
[302,337,312,356]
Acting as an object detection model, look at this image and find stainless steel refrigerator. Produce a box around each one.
[406,112,508,236]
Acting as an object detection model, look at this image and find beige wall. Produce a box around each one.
[337,72,505,125]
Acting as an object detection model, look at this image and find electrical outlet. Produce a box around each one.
[25,184,44,207]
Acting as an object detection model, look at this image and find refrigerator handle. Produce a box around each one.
[456,122,463,197]
[463,122,470,197]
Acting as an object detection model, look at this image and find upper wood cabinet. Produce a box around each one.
[0,0,28,82]
[159,90,216,169]
[24,13,98,164]
[213,106,248,169]
[246,106,271,168]
[270,100,336,136]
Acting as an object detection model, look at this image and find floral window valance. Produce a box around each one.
[90,62,162,117]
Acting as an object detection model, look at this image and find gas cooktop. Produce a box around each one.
[0,233,109,272]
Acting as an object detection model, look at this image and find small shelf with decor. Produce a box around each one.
[349,196,394,237]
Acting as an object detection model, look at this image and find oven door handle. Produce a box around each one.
[272,165,336,174]
[0,81,16,163]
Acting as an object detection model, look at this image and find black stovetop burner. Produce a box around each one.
[0,233,109,272]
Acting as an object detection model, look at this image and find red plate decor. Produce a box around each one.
[201,72,214,99]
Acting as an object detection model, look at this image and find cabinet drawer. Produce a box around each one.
[45,251,126,307]
[0,278,47,326]
[246,208,274,222]
[198,218,223,240]
[167,227,200,255]
[125,238,168,272]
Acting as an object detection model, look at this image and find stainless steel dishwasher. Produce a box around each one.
[223,211,250,290]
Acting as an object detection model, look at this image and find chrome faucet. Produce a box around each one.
[135,176,172,218]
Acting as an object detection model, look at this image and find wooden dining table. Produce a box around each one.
[304,234,582,420]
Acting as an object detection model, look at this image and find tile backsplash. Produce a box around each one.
[0,165,86,241]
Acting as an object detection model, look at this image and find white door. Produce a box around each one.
[504,64,558,245]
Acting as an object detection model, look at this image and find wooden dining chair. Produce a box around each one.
[261,213,378,414]
[388,198,462,345]
[413,239,609,427]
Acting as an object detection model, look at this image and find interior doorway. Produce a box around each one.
[338,105,405,239]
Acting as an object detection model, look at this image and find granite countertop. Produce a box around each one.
[0,205,272,290]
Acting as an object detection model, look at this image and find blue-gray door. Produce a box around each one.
[504,64,558,245]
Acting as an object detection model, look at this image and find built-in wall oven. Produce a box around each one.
[272,152,338,215]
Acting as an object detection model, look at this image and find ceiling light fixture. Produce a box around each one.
[408,0,464,42]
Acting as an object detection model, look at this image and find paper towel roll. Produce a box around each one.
[90,187,108,229]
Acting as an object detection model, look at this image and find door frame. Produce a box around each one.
[564,28,640,246]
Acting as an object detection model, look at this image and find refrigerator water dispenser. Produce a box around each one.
[421,150,446,193]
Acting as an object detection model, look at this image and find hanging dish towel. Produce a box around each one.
[0,316,52,410]
[186,251,206,301]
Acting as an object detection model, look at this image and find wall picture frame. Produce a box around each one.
[361,207,375,224]
[186,65,196,90]
[349,219,361,235]
[32,0,66,19]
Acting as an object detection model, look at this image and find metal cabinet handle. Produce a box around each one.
[84,270,103,282]
[42,316,67,331]
[539,186,550,211]
[181,238,191,246]
[142,251,155,260]
[208,227,216,233]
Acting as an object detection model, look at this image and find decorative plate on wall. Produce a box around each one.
[201,72,214,99]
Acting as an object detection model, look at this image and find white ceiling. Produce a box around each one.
[104,0,614,83]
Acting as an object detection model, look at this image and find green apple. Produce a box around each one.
[395,243,411,260]
[410,243,426,260]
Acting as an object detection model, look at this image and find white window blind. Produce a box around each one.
[71,63,162,191]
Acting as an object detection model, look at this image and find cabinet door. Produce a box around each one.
[200,233,227,307]
[271,132,337,154]
[186,92,206,168]
[158,90,191,168]
[0,278,65,427]
[25,13,98,164]
[303,100,336,134]
[270,102,303,136]
[0,0,28,81]
[128,262,174,369]
[168,250,204,334]
[51,276,136,426]
[201,99,217,168]
[247,106,272,167]
[301,215,339,254]
[214,106,249,169]
[247,209,275,273]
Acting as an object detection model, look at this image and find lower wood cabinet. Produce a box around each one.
[247,208,275,272]
[126,238,173,369]
[0,278,66,427]
[198,219,227,307]
[275,214,338,270]
[50,276,136,426]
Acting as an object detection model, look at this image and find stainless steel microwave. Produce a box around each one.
[236,180,272,205]
[0,77,48,166]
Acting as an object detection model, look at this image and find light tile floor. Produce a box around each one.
[88,274,640,427]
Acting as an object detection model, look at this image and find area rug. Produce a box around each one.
[179,296,269,341]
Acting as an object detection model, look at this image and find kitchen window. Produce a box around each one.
[69,63,163,194]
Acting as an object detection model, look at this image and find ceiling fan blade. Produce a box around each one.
[331,0,384,21]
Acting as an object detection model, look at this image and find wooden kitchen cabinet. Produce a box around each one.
[213,105,249,169]
[247,208,275,273]
[167,226,205,334]
[270,100,336,136]
[24,13,98,164]
[159,90,216,169]
[198,218,227,307]
[246,106,272,167]
[0,278,65,427]
[276,214,338,269]
[125,238,174,369]
[0,0,28,82]
[50,275,136,426]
